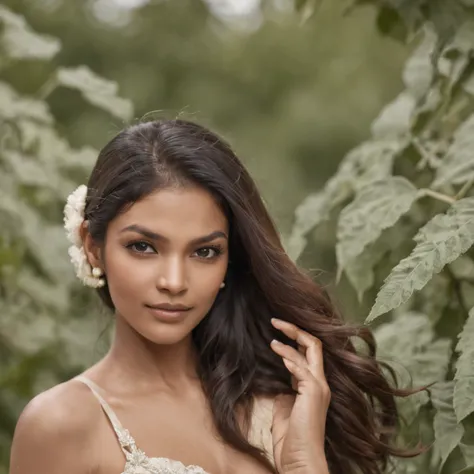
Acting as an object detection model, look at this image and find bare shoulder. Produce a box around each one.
[10,378,101,474]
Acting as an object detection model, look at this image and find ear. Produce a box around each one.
[80,220,104,271]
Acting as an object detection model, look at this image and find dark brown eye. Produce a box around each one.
[194,246,222,259]
[128,242,155,253]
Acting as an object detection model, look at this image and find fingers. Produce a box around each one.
[270,318,326,382]
[270,339,307,367]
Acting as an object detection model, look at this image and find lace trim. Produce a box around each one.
[116,427,209,473]
[122,447,209,473]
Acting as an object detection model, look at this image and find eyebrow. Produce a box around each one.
[120,225,228,245]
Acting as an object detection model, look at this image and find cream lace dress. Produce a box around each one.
[76,376,275,474]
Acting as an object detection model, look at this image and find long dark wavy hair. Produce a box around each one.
[84,119,426,474]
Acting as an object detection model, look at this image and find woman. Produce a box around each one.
[10,119,422,474]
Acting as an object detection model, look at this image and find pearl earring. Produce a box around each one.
[89,267,106,288]
[220,282,225,288]
[92,267,103,278]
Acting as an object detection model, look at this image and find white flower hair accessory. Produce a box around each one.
[63,185,105,288]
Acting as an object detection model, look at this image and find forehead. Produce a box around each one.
[109,186,228,235]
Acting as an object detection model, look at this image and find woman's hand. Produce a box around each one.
[269,318,331,474]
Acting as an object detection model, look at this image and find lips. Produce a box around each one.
[145,304,192,322]
[146,304,191,311]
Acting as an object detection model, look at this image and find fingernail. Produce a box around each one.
[271,339,282,345]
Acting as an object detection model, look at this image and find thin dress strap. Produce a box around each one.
[75,375,138,456]
[249,397,275,467]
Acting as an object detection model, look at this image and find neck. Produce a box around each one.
[98,313,201,396]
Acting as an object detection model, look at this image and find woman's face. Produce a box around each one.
[100,186,229,345]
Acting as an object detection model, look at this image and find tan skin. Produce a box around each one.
[9,186,330,474]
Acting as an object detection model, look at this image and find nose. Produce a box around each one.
[156,255,187,294]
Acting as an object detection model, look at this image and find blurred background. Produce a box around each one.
[0,0,412,471]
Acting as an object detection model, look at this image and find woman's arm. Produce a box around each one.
[9,384,96,474]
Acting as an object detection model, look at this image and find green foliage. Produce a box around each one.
[454,308,474,422]
[0,5,129,468]
[290,0,474,472]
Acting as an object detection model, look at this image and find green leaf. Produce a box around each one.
[428,1,466,48]
[0,6,61,60]
[371,92,416,138]
[375,2,424,39]
[419,273,451,325]
[431,381,465,470]
[450,255,474,281]
[433,114,474,189]
[64,145,98,171]
[438,20,474,95]
[375,311,452,423]
[0,189,73,283]
[56,66,133,121]
[287,139,405,261]
[285,191,331,261]
[2,149,75,200]
[346,216,418,302]
[336,177,418,278]
[3,150,57,187]
[367,197,474,322]
[13,120,96,191]
[342,139,407,190]
[403,27,436,99]
[0,82,53,123]
[460,443,474,467]
[454,307,474,422]
[344,238,387,302]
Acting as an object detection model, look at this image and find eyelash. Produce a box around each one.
[126,241,224,260]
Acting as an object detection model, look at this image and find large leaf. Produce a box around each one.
[454,307,474,422]
[2,151,70,197]
[403,26,436,99]
[336,176,418,278]
[285,191,332,261]
[460,443,474,468]
[344,238,387,302]
[56,66,133,121]
[345,215,418,302]
[431,381,465,470]
[367,197,474,322]
[287,139,405,261]
[0,189,73,283]
[433,114,474,189]
[0,6,60,60]
[0,82,53,123]
[418,273,451,325]
[375,312,452,423]
[437,20,474,93]
[371,92,416,138]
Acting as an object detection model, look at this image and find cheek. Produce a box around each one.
[103,246,152,305]
[191,266,225,298]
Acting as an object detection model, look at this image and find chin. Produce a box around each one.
[137,320,196,345]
